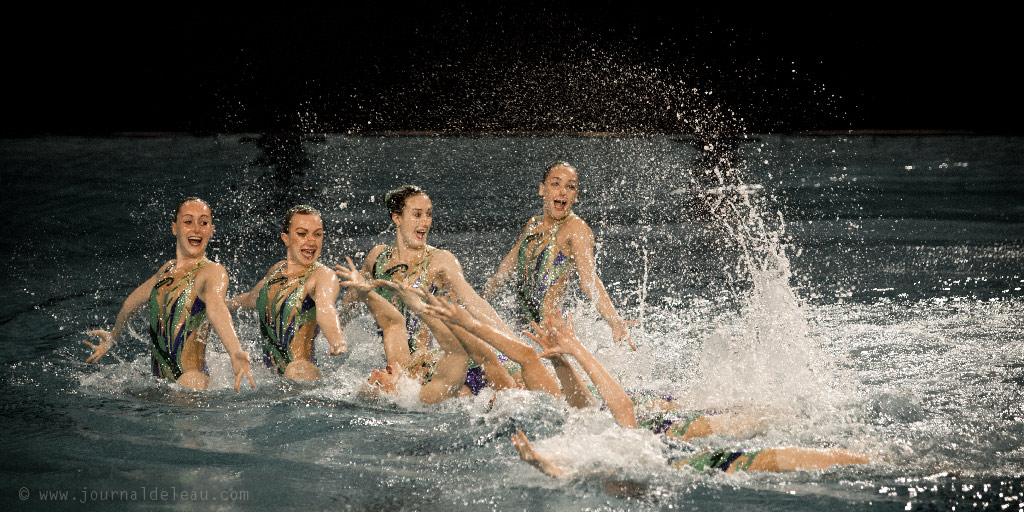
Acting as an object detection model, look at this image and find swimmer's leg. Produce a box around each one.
[746,447,870,472]
[283,360,323,381]
[177,370,210,390]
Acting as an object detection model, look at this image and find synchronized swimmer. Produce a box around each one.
[227,205,347,381]
[484,162,637,350]
[84,198,255,391]
[83,163,870,481]
[335,185,523,396]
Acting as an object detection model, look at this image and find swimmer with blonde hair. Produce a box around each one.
[85,197,255,392]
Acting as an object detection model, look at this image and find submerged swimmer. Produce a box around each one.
[228,205,347,381]
[506,316,870,477]
[337,184,520,394]
[84,198,255,392]
[512,427,870,477]
[484,161,636,350]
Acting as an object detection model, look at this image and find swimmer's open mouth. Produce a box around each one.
[187,236,203,246]
[415,228,428,240]
[553,199,567,209]
[301,248,316,258]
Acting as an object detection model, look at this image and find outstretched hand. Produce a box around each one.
[525,313,584,359]
[511,428,541,463]
[420,293,473,327]
[334,257,377,298]
[229,350,256,392]
[84,330,114,363]
[376,280,431,314]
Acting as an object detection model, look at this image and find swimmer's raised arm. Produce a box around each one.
[310,265,347,356]
[85,265,166,363]
[564,221,636,351]
[196,263,255,392]
[527,313,636,428]
[226,265,276,312]
[336,257,411,369]
[433,250,512,334]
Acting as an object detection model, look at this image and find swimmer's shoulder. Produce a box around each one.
[197,259,229,279]
[431,246,457,263]
[560,214,593,243]
[366,243,388,261]
[309,262,339,287]
[564,213,589,229]
[427,247,463,276]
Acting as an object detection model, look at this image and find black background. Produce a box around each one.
[4,5,1019,135]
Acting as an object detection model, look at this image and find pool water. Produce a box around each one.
[1,134,1021,510]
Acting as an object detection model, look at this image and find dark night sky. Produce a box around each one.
[4,6,1020,135]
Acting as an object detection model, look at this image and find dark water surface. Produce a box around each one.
[1,134,1022,510]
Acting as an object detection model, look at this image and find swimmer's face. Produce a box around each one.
[281,213,323,266]
[392,193,432,250]
[367,365,399,394]
[171,200,214,260]
[539,165,578,220]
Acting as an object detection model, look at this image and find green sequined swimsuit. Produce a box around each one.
[671,448,762,472]
[257,262,321,375]
[148,259,210,381]
[514,214,576,326]
[372,244,439,353]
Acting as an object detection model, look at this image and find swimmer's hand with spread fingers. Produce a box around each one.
[334,257,380,299]
[525,314,584,360]
[420,293,475,329]
[84,329,115,363]
[375,280,432,316]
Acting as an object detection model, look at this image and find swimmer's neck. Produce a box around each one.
[538,212,571,229]
[174,250,208,269]
[283,258,317,276]
[391,239,428,262]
